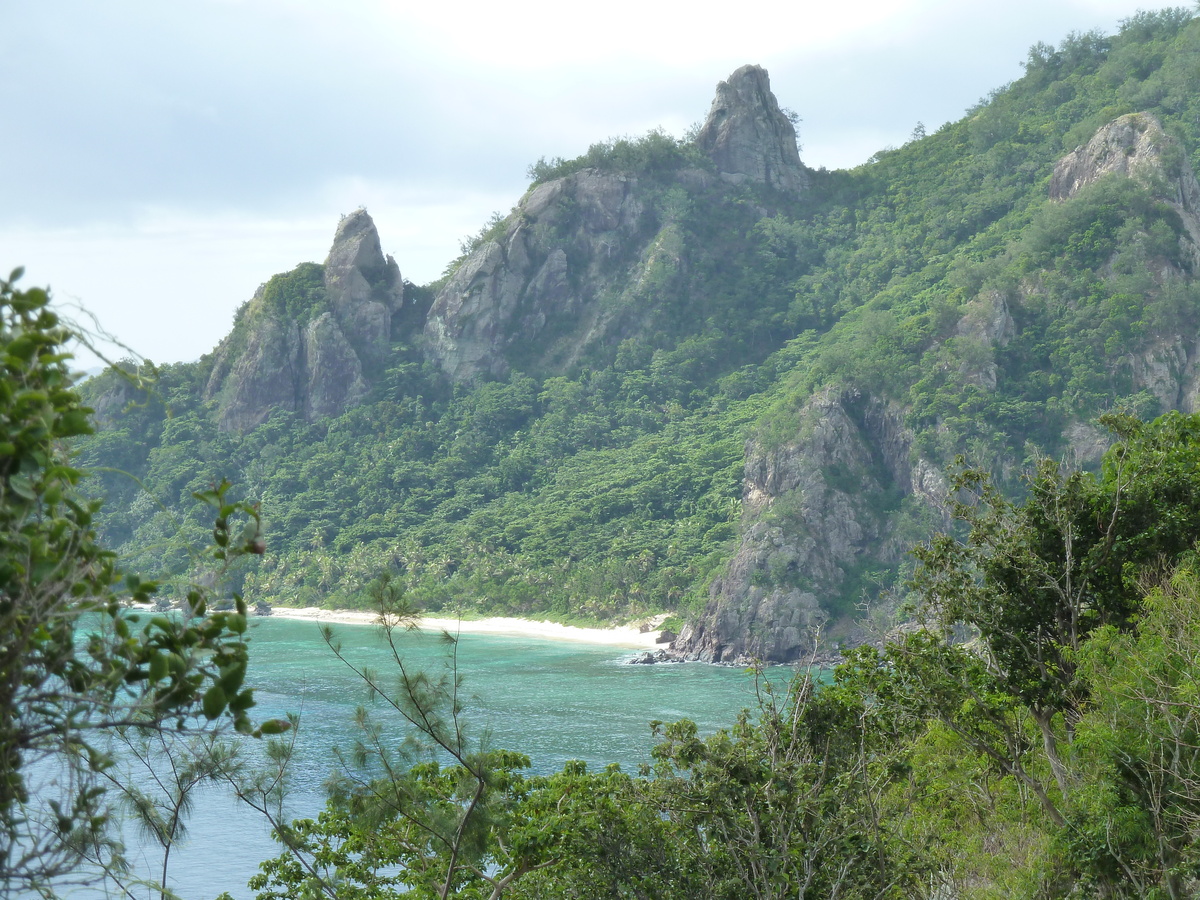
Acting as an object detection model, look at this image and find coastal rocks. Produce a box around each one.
[672,389,943,665]
[205,210,403,431]
[627,649,677,665]
[696,64,808,193]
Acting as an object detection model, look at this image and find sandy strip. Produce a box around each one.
[264,606,664,649]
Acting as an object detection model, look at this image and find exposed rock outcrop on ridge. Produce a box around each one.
[421,63,805,382]
[672,389,945,664]
[204,209,405,431]
[1051,112,1200,264]
[323,209,407,370]
[695,64,809,192]
[1049,113,1200,424]
[422,170,649,381]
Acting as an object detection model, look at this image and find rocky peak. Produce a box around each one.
[695,64,808,193]
[322,208,405,369]
[204,210,403,431]
[325,208,389,272]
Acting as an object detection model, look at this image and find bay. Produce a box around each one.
[98,616,793,900]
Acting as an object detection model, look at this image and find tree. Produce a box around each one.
[0,271,281,897]
[643,671,920,900]
[908,413,1200,798]
[247,574,557,900]
[103,730,240,900]
[1066,564,1200,898]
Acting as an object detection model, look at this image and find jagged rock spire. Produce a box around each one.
[322,208,405,370]
[696,64,808,193]
[204,209,406,431]
[325,208,389,272]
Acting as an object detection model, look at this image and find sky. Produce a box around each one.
[0,0,1179,367]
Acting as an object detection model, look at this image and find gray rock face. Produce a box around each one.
[953,291,1014,391]
[695,64,808,193]
[1048,114,1200,421]
[673,389,943,664]
[1051,112,1200,266]
[207,308,304,432]
[303,312,369,419]
[323,209,407,369]
[421,66,807,381]
[423,170,647,380]
[205,210,402,431]
[1052,112,1179,198]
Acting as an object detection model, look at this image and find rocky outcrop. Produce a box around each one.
[422,64,807,382]
[1051,112,1200,266]
[695,64,808,193]
[85,366,153,428]
[303,312,369,419]
[205,210,404,431]
[423,169,649,380]
[206,310,303,432]
[1045,114,1200,426]
[323,210,407,370]
[673,389,944,664]
[953,291,1015,391]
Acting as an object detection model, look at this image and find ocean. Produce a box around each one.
[83,615,794,900]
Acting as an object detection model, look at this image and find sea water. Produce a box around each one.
[88,616,794,900]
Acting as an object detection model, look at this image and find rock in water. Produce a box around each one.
[696,64,808,192]
[672,389,946,664]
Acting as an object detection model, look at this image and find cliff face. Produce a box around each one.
[673,389,945,664]
[203,210,408,431]
[322,210,407,371]
[1051,112,1200,433]
[422,169,651,380]
[675,110,1200,667]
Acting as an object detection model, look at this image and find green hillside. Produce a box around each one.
[76,8,1200,660]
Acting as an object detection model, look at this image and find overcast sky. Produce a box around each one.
[0,0,1177,367]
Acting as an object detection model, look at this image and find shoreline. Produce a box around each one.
[262,606,667,650]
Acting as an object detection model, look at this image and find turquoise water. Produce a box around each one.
[95,616,794,900]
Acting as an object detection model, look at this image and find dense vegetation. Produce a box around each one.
[15,262,1200,896]
[233,413,1200,899]
[18,10,1200,898]
[0,272,284,897]
[76,9,1200,640]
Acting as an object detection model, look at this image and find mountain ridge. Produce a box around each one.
[77,11,1200,662]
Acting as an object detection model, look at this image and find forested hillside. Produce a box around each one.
[78,8,1200,662]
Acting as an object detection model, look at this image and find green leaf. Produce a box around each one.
[202,684,227,720]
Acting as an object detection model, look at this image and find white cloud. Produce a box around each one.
[0,0,1176,365]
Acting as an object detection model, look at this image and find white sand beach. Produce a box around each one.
[264,606,667,649]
